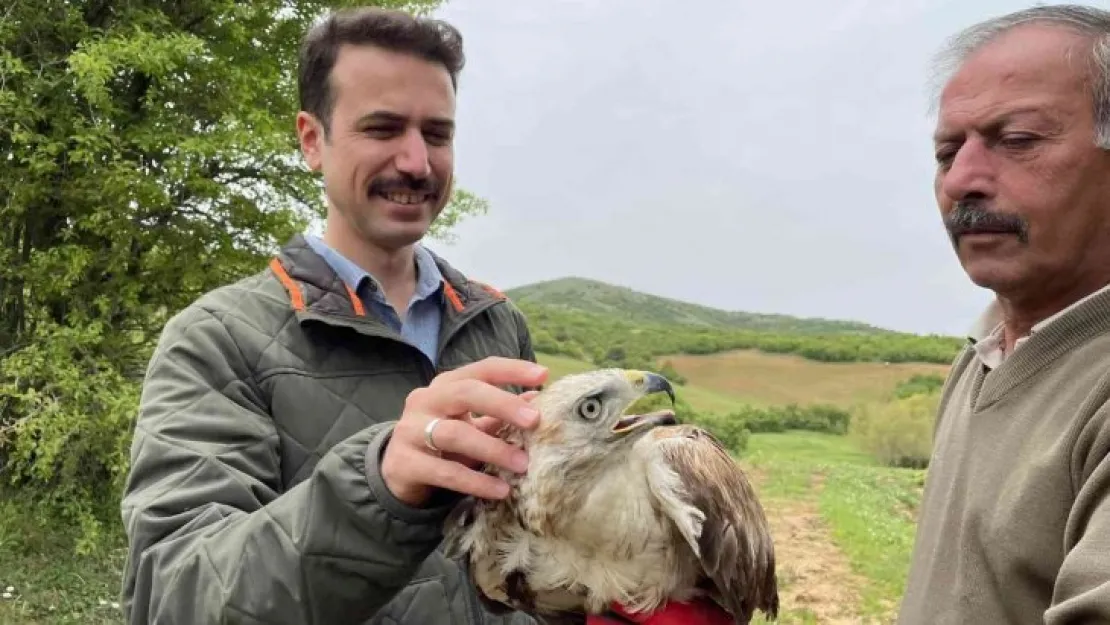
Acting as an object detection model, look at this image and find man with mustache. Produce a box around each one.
[899,5,1110,624]
[117,7,727,625]
[117,7,546,625]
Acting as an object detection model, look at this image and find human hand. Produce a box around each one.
[586,599,735,625]
[380,357,549,507]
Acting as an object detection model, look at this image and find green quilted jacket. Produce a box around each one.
[120,234,540,625]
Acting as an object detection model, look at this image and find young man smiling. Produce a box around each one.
[119,7,546,624]
[118,7,732,625]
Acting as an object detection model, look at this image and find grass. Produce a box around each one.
[0,493,126,624]
[820,464,925,617]
[665,349,950,407]
[742,431,878,498]
[741,431,925,623]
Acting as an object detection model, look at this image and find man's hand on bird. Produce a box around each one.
[380,356,548,507]
[586,599,736,625]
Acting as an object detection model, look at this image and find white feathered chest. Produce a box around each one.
[441,369,779,625]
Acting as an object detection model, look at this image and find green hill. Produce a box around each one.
[513,301,964,370]
[506,277,887,335]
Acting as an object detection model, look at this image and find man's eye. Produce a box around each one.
[424,131,453,146]
[999,134,1037,149]
[365,126,399,137]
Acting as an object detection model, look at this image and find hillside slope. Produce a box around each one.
[506,277,886,335]
[517,300,965,367]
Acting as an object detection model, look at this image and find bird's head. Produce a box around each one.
[524,368,678,453]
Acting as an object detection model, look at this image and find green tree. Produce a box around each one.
[0,0,488,550]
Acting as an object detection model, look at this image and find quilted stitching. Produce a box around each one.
[120,235,543,625]
[215,256,536,624]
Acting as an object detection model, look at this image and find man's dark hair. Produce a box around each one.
[298,7,465,135]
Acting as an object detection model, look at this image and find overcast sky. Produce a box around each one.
[419,0,1105,337]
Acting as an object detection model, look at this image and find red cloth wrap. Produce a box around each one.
[585,599,734,624]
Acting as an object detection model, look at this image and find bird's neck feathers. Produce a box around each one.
[515,444,635,538]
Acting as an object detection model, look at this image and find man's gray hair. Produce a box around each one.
[930,4,1110,149]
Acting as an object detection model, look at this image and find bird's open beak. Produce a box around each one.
[612,410,678,434]
[612,371,678,435]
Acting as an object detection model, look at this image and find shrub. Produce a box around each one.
[625,392,750,455]
[695,413,751,454]
[892,374,946,399]
[656,360,688,386]
[850,391,939,469]
[724,403,852,435]
[0,322,139,554]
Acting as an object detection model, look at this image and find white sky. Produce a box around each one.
[421,0,1110,336]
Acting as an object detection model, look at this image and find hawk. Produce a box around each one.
[442,368,779,625]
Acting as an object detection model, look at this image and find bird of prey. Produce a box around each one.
[442,368,779,625]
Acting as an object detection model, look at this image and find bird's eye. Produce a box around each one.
[576,397,603,421]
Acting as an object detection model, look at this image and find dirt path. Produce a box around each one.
[751,472,873,624]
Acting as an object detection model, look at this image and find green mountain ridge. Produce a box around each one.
[505,276,890,335]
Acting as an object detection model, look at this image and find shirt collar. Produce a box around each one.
[967,298,1004,343]
[412,242,444,301]
[303,233,443,304]
[966,283,1110,369]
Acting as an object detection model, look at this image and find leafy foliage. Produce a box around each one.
[849,385,940,470]
[892,373,946,398]
[726,404,852,435]
[626,390,750,454]
[520,301,965,370]
[0,0,467,547]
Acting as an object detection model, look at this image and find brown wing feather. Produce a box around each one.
[652,424,779,624]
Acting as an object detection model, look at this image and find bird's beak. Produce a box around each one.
[612,371,678,435]
[642,371,676,405]
[611,410,678,435]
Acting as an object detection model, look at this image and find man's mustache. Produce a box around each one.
[944,201,1029,243]
[368,174,441,197]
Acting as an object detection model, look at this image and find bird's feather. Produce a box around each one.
[645,425,779,623]
[441,369,779,625]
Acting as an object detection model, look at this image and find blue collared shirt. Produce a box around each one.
[304,234,444,366]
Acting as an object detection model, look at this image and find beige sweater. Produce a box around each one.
[899,287,1110,625]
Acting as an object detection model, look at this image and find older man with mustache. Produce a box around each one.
[899,5,1110,625]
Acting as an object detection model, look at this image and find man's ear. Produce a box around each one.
[296,111,325,172]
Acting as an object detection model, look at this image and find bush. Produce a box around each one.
[0,322,139,554]
[694,412,751,454]
[850,391,939,469]
[656,360,688,386]
[892,374,946,399]
[724,403,852,435]
[625,392,750,455]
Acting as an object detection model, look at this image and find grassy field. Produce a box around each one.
[663,349,949,407]
[0,354,928,624]
[539,349,948,411]
[744,432,924,624]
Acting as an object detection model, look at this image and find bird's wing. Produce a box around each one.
[644,424,779,624]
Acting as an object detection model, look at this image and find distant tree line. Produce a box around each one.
[519,302,966,370]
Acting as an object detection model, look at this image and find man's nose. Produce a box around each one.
[393,129,431,178]
[940,138,996,201]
